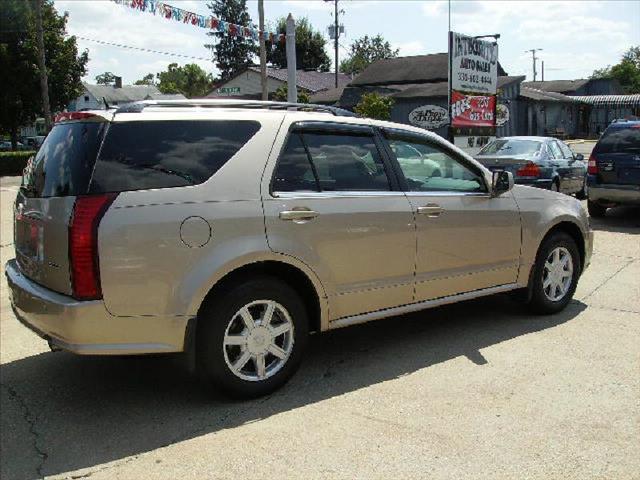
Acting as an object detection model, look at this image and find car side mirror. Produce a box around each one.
[491,170,513,197]
[574,153,584,161]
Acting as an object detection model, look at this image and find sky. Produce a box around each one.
[53,0,640,85]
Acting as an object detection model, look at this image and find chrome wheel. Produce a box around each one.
[223,300,294,382]
[542,247,574,302]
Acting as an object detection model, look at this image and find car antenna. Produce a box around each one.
[102,97,110,110]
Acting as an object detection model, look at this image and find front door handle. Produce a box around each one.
[417,204,444,217]
[279,208,319,221]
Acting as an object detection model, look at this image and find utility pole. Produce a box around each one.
[541,60,545,82]
[525,48,543,82]
[258,0,267,101]
[286,14,297,103]
[34,0,52,131]
[334,0,339,88]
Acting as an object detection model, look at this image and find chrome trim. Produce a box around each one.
[329,283,519,329]
[272,191,409,199]
[404,191,491,198]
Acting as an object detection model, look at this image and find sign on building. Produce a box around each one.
[408,105,449,129]
[216,87,241,95]
[496,103,510,126]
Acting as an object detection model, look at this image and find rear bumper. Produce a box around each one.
[5,259,189,355]
[587,179,640,205]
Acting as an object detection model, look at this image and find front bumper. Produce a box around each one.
[5,259,189,355]
[587,180,640,205]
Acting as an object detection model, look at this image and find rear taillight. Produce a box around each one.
[69,193,117,300]
[587,154,598,175]
[516,161,541,177]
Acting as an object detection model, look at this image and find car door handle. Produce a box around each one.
[417,204,444,217]
[279,209,319,221]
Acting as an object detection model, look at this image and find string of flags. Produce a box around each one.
[111,0,286,43]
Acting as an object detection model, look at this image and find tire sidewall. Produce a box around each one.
[529,233,580,314]
[196,276,309,398]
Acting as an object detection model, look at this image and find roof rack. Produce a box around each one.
[115,99,357,117]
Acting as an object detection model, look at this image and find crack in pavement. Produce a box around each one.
[1,382,48,479]
[582,258,637,301]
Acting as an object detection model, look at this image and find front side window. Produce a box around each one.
[558,141,574,159]
[387,135,486,193]
[547,141,563,159]
[273,130,391,192]
[89,120,260,193]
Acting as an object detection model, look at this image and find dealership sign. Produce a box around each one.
[408,105,449,129]
[450,32,499,95]
[450,91,495,128]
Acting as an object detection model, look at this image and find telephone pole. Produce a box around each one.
[34,0,52,131]
[258,0,267,101]
[333,0,339,88]
[525,48,543,82]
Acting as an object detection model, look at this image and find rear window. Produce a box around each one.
[479,139,542,156]
[595,126,640,154]
[22,122,105,198]
[89,120,260,193]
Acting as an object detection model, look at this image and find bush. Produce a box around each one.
[354,92,394,120]
[0,151,35,177]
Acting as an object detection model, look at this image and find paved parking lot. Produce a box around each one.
[1,173,638,479]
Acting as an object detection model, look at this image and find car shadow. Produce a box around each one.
[589,206,640,234]
[1,295,587,480]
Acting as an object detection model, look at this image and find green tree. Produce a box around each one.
[0,0,88,148]
[134,73,155,86]
[266,17,330,72]
[591,46,640,93]
[95,71,117,85]
[353,92,394,120]
[156,63,215,98]
[340,35,399,75]
[271,84,310,103]
[205,0,256,81]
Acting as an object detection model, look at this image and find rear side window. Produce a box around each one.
[273,130,391,192]
[595,126,640,154]
[89,120,260,193]
[22,122,105,198]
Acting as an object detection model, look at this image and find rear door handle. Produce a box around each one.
[279,209,319,221]
[417,204,444,217]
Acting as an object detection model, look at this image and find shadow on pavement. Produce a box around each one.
[1,295,586,479]
[589,206,640,234]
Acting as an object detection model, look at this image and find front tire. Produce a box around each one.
[196,276,309,398]
[587,200,607,218]
[527,232,580,315]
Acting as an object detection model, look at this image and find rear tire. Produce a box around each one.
[551,179,560,193]
[587,200,607,218]
[196,276,309,399]
[527,232,580,315]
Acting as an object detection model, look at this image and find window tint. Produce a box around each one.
[272,130,391,192]
[478,139,542,156]
[595,126,640,154]
[89,120,260,193]
[388,135,486,193]
[272,133,318,192]
[558,141,574,159]
[22,122,106,198]
[547,141,563,159]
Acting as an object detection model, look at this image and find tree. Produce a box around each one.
[0,0,88,148]
[95,71,117,85]
[134,73,155,86]
[266,17,330,72]
[591,46,640,94]
[271,84,310,103]
[353,92,394,120]
[205,0,256,81]
[156,63,215,98]
[340,35,399,75]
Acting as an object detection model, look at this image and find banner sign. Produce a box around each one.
[450,91,496,127]
[408,105,449,129]
[450,32,498,95]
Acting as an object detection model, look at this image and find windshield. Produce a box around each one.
[595,126,640,154]
[479,139,542,157]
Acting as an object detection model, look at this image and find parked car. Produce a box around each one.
[0,141,26,151]
[586,120,640,217]
[22,136,46,150]
[6,101,592,398]
[475,136,588,198]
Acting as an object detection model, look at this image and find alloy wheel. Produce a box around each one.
[223,300,295,382]
[542,246,574,301]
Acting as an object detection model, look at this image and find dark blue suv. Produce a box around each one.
[587,120,640,217]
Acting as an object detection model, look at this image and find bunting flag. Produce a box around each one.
[111,0,286,43]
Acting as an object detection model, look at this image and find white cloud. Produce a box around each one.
[394,40,427,57]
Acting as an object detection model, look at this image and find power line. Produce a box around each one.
[72,35,212,62]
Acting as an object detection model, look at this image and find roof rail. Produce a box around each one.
[115,99,357,117]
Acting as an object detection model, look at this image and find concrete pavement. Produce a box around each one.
[1,175,638,480]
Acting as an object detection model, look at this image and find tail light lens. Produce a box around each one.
[69,193,117,300]
[516,161,541,177]
[587,154,598,174]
